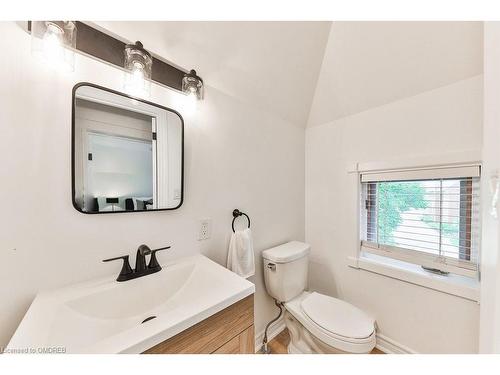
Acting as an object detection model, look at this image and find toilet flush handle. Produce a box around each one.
[267,263,276,271]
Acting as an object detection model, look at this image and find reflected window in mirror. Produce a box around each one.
[72,83,184,213]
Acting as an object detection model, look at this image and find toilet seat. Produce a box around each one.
[301,292,375,341]
[285,292,376,353]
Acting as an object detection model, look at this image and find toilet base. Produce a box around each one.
[284,311,349,354]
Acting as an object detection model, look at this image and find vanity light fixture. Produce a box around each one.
[28,22,204,95]
[30,21,77,72]
[182,69,204,100]
[124,41,153,98]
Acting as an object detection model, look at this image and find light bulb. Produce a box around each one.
[131,65,145,86]
[31,21,76,72]
[123,42,152,98]
[182,69,204,100]
[187,88,198,100]
[42,24,65,65]
[179,91,197,115]
[124,62,150,98]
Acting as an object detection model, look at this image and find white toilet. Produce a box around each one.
[263,241,376,354]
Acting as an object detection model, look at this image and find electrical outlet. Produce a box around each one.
[198,219,211,240]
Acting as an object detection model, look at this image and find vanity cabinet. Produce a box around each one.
[143,295,254,354]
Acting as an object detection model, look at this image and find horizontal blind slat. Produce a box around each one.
[366,230,475,244]
[361,172,480,277]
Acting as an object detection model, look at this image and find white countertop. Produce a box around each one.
[6,254,255,354]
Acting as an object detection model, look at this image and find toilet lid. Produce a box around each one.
[300,292,374,340]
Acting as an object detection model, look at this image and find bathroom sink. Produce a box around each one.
[66,260,196,320]
[6,255,254,354]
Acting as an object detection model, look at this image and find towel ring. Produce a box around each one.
[232,209,250,233]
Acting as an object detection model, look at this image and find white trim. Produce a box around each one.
[347,256,359,268]
[353,169,362,276]
[347,152,483,278]
[254,317,286,353]
[251,314,419,354]
[151,117,158,209]
[349,150,482,174]
[360,165,480,182]
[361,243,478,278]
[252,314,417,354]
[348,254,480,302]
[251,311,418,354]
[376,333,417,354]
[75,85,172,120]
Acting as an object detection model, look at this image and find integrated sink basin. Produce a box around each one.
[6,254,255,353]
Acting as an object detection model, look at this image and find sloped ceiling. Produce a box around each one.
[92,22,483,128]
[308,21,484,127]
[93,21,332,126]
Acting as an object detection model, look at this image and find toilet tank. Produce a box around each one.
[262,241,310,303]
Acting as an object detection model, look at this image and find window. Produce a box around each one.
[360,165,481,278]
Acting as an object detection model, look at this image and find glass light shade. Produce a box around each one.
[182,70,204,100]
[124,41,152,98]
[31,21,77,72]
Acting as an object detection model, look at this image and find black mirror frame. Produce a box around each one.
[71,82,185,214]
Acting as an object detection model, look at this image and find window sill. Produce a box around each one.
[347,253,480,302]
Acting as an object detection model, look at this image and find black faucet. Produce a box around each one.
[103,244,170,282]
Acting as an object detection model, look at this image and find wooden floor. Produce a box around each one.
[266,328,384,354]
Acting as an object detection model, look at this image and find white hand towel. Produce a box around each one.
[227,228,255,278]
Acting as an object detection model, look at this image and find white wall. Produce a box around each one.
[307,22,483,126]
[306,76,483,353]
[479,22,500,353]
[87,134,153,203]
[0,22,305,347]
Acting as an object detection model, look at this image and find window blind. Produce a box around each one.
[360,165,481,278]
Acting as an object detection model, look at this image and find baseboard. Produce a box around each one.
[254,317,286,353]
[376,333,417,354]
[253,320,416,354]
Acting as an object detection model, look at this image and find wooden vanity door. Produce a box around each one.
[213,326,255,354]
[143,295,255,354]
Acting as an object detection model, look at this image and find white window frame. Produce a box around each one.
[347,151,482,301]
[360,241,478,278]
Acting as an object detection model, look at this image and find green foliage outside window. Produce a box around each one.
[421,215,460,247]
[377,182,428,244]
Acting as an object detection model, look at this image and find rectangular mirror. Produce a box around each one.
[72,83,184,213]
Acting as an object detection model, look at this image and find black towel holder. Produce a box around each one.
[232,209,250,233]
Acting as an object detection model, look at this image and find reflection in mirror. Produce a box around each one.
[72,84,183,213]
